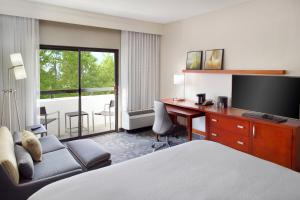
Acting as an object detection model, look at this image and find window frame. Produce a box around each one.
[39,45,119,141]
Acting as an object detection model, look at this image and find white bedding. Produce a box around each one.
[29,140,300,200]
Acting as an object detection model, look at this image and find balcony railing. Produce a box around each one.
[40,87,114,99]
[39,88,115,139]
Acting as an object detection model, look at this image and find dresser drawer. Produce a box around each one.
[224,132,249,153]
[208,114,249,136]
[209,127,249,153]
[208,127,227,145]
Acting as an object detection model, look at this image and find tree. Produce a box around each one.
[40,50,63,90]
[40,50,115,99]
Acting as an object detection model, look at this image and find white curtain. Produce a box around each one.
[0,14,39,131]
[121,31,160,112]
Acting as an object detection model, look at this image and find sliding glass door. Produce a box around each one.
[81,50,116,136]
[39,49,80,139]
[39,46,118,140]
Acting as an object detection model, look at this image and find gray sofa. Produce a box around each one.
[0,134,83,200]
[0,133,111,200]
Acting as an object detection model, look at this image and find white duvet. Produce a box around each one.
[29,140,300,200]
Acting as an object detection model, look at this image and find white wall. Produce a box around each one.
[40,20,121,49]
[161,0,300,103]
[0,0,163,35]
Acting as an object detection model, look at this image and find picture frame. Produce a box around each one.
[204,49,224,70]
[186,51,202,70]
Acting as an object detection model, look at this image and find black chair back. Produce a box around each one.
[40,107,47,116]
[109,100,115,108]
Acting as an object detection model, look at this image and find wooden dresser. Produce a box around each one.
[161,98,300,171]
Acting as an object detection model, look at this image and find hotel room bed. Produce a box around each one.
[29,140,300,200]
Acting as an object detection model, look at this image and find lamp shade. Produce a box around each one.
[13,66,27,80]
[10,53,27,80]
[173,74,184,85]
[10,53,24,67]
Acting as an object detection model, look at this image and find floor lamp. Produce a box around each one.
[1,53,27,131]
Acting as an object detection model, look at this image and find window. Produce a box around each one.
[39,46,118,139]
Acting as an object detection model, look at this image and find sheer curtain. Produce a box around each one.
[121,31,160,112]
[0,14,39,131]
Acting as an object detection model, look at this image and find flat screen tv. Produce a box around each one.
[232,75,300,119]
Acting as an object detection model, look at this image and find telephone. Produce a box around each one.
[202,100,213,106]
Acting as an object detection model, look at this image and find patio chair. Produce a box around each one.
[65,111,90,136]
[40,106,60,137]
[92,100,115,133]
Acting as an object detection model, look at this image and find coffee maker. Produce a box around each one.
[196,93,206,105]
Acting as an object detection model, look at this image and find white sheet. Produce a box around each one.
[29,140,300,200]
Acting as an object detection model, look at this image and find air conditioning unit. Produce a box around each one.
[122,109,155,131]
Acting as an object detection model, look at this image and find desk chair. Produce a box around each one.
[152,101,185,151]
[40,107,60,137]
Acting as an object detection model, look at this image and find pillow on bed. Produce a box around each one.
[15,145,34,179]
[21,130,42,162]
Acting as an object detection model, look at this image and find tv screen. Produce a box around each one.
[232,75,300,119]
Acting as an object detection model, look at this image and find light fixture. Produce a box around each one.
[10,53,27,80]
[173,73,185,101]
[0,53,27,131]
[173,74,184,85]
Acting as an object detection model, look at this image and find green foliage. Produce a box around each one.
[40,50,115,99]
[81,52,115,88]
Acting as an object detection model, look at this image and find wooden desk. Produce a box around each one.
[165,104,203,141]
[161,98,300,171]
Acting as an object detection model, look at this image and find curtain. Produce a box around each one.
[121,31,160,112]
[0,14,39,132]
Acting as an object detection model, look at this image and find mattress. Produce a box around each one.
[29,140,300,200]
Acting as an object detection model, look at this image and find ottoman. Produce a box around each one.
[66,139,111,171]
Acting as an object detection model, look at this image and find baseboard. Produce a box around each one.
[124,126,153,134]
[192,128,207,138]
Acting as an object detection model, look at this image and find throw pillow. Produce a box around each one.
[21,130,42,162]
[15,145,34,179]
[0,126,20,184]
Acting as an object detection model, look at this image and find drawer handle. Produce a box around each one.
[237,141,244,145]
[211,118,218,122]
[211,133,218,137]
[237,125,244,129]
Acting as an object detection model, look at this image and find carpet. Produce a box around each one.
[92,129,203,164]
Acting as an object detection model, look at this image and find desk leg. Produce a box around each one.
[187,116,192,141]
[170,114,178,124]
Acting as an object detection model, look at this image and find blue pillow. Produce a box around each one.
[15,145,34,179]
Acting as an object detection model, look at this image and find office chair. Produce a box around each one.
[152,100,185,151]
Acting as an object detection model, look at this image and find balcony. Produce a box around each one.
[39,88,115,139]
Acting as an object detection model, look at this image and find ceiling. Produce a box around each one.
[28,0,251,24]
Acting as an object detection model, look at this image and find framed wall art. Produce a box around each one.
[204,49,224,70]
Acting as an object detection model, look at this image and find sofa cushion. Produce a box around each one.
[32,148,81,181]
[66,139,111,169]
[13,131,22,144]
[21,130,42,162]
[15,145,34,179]
[0,126,19,184]
[39,135,65,154]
